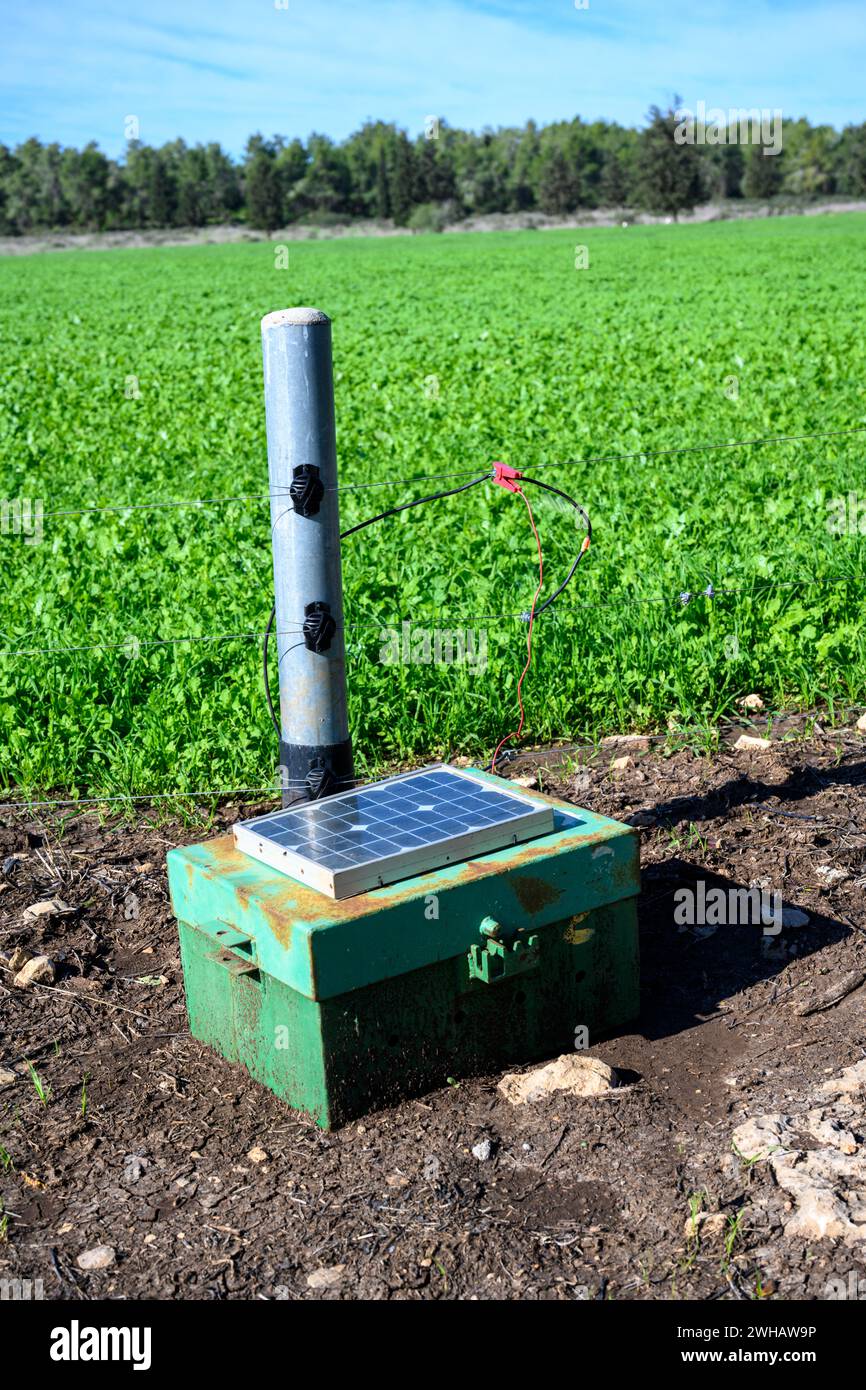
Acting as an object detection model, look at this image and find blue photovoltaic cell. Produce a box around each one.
[242,769,538,873]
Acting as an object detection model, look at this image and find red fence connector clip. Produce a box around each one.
[492,461,524,493]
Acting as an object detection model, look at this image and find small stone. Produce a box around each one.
[856,713,866,732]
[684,1211,727,1238]
[0,1067,17,1086]
[734,734,771,751]
[740,693,765,711]
[8,946,30,972]
[422,1155,441,1180]
[123,1154,149,1182]
[511,775,536,789]
[610,755,633,773]
[247,1145,268,1164]
[816,865,846,885]
[602,734,650,752]
[471,1139,493,1162]
[781,907,810,928]
[13,954,55,989]
[306,1264,345,1290]
[23,897,73,920]
[77,1245,116,1271]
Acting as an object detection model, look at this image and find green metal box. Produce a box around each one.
[167,778,640,1128]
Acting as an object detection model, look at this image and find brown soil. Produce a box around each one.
[1,723,865,1301]
[2,200,865,257]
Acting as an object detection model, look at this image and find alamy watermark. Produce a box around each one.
[378,621,487,671]
[675,102,783,156]
[827,492,866,536]
[1,497,43,545]
[0,1277,44,1300]
[823,1271,866,1300]
[674,882,782,935]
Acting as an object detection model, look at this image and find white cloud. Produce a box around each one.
[1,0,863,153]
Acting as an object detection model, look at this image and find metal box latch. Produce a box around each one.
[467,916,540,985]
[205,924,259,977]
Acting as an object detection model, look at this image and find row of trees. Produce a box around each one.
[2,108,865,235]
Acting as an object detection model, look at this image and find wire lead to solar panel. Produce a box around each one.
[515,475,591,619]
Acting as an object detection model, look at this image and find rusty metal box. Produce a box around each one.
[167,776,640,1128]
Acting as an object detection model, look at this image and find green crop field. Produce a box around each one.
[1,213,865,805]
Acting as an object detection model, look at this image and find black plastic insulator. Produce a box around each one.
[302,601,337,654]
[289,465,325,518]
[278,737,353,807]
[305,759,336,800]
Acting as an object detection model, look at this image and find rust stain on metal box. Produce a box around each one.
[511,873,564,915]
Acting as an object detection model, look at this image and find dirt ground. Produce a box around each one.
[1,716,865,1301]
[2,199,865,257]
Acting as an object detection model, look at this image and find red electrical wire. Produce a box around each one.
[491,482,544,773]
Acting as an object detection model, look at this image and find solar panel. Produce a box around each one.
[233,764,556,899]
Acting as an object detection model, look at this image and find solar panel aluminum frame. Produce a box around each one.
[233,764,556,899]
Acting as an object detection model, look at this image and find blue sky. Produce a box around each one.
[1,0,863,155]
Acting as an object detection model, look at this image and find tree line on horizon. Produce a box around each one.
[1,106,865,236]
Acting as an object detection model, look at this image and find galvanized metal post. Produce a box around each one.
[261,308,353,804]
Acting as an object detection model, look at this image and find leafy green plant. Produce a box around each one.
[26,1061,49,1106]
[1,216,865,801]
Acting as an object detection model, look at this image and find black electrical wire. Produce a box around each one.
[264,469,592,736]
[263,603,281,737]
[264,472,492,736]
[517,474,592,618]
[338,471,493,539]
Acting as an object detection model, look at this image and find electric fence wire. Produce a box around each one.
[32,424,866,519]
[0,570,858,660]
[4,423,866,811]
[4,697,865,817]
[0,780,375,815]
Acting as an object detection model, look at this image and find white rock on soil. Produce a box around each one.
[247,1145,269,1164]
[77,1246,116,1271]
[8,946,30,972]
[820,1058,866,1097]
[306,1264,345,1290]
[13,954,55,989]
[740,693,765,711]
[683,1211,727,1239]
[511,776,537,789]
[498,1054,618,1106]
[610,756,633,773]
[856,713,866,732]
[23,898,72,920]
[816,865,847,884]
[731,1059,866,1244]
[602,734,651,751]
[471,1139,493,1161]
[733,734,772,751]
[0,1067,17,1086]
